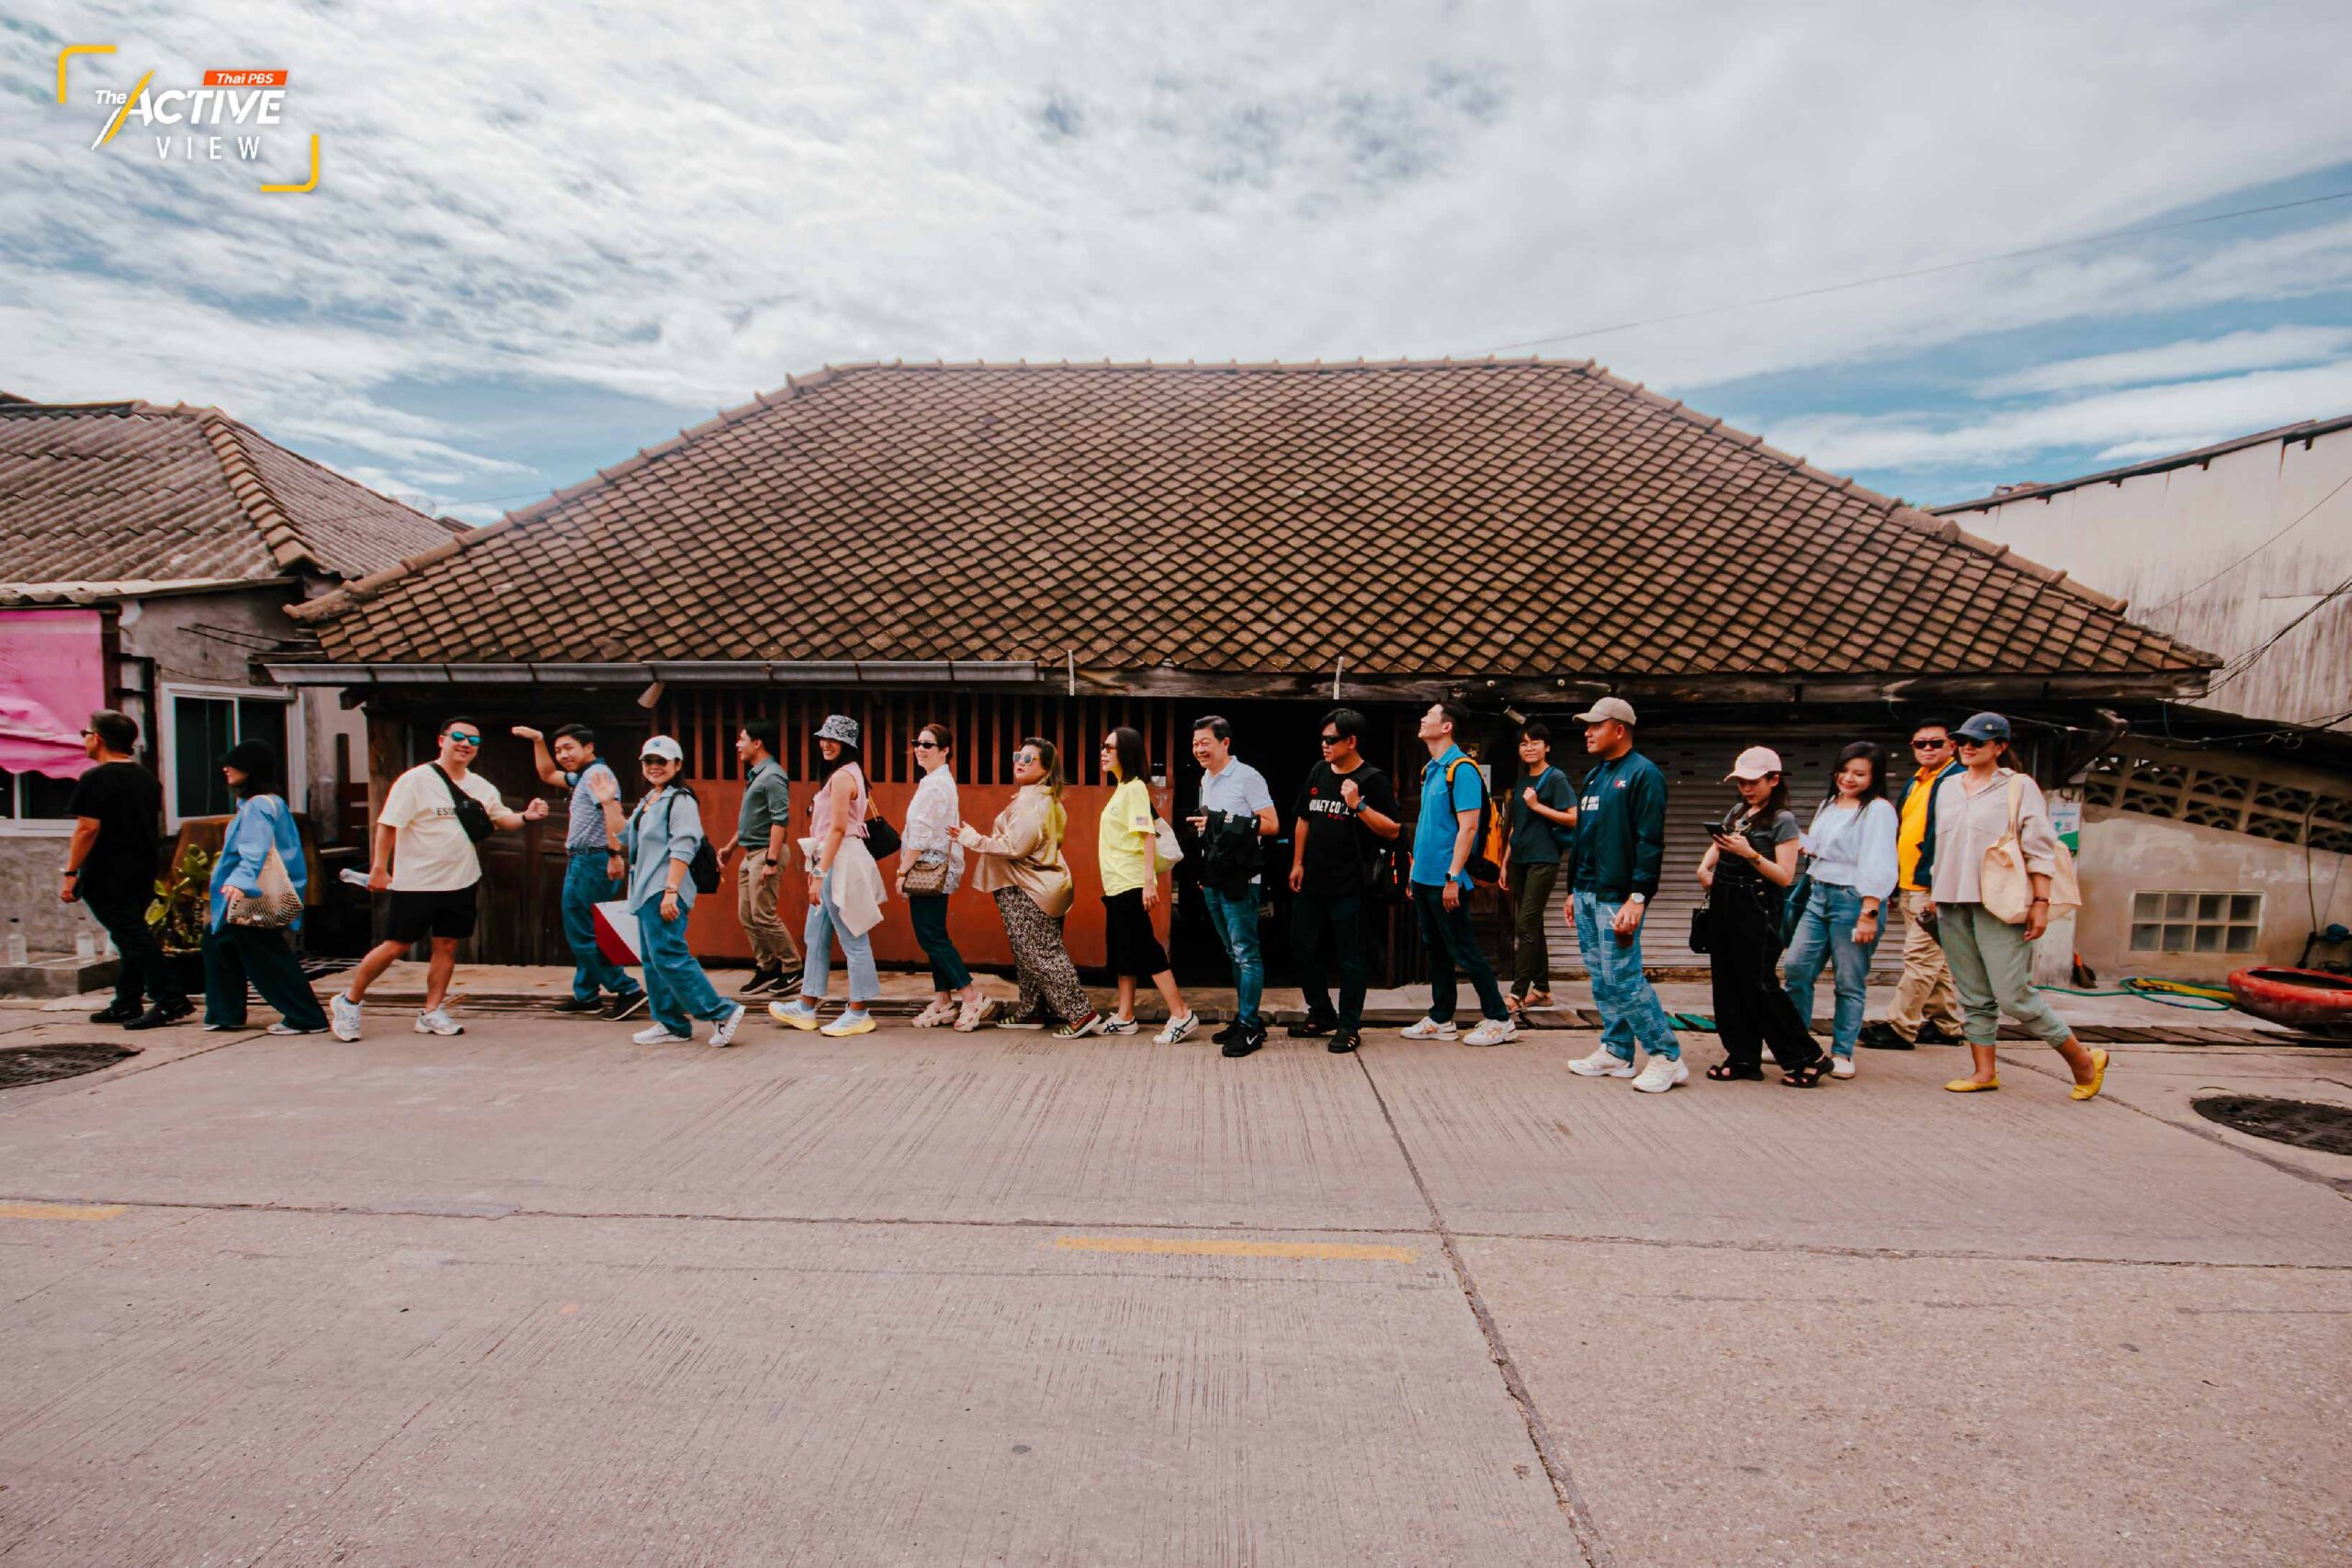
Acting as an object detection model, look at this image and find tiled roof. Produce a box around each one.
[292,360,2216,680]
[0,400,457,593]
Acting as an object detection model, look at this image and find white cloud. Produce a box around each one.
[1766,359,2352,474]
[4,0,2352,504]
[1978,326,2352,398]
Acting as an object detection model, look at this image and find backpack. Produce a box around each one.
[639,787,722,895]
[1400,757,1498,887]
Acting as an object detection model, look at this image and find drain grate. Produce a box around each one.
[2192,1095,2352,1156]
[0,1043,139,1089]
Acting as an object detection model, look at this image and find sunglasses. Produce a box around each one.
[1012,751,1040,764]
[1952,737,1993,749]
[1912,739,1951,750]
[1318,733,1343,744]
[911,739,940,750]
[446,733,481,746]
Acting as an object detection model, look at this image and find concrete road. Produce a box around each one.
[0,1001,2346,1566]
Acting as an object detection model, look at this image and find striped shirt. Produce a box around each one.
[561,760,618,852]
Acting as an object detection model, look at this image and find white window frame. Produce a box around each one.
[159,682,305,829]
[0,770,79,835]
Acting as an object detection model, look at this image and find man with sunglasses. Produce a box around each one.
[330,717,548,1042]
[1287,707,1401,1054]
[1860,720,1967,1050]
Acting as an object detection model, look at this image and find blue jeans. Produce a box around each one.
[801,866,880,1005]
[1571,889,1681,1061]
[1201,884,1264,1026]
[906,893,970,992]
[562,851,639,1003]
[1411,883,1508,1023]
[1781,881,1881,1058]
[634,897,733,1036]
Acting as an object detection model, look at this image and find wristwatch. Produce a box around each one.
[1625,892,1646,906]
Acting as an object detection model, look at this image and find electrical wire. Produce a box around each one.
[1487,187,2352,354]
[2142,469,2352,615]
[2204,568,2352,692]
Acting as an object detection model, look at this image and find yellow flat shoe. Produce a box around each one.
[2071,1048,2109,1100]
[1943,1077,2000,1092]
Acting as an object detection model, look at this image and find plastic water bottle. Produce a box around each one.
[4,919,25,967]
[75,929,97,963]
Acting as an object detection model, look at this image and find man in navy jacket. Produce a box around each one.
[1563,698,1686,1093]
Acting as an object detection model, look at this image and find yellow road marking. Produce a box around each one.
[1054,1235,1413,1263]
[0,1201,126,1223]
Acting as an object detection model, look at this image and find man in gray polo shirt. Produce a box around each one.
[718,718,801,996]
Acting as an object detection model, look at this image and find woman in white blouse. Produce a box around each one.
[899,722,986,1031]
[1781,742,1900,1078]
[1926,712,2107,1100]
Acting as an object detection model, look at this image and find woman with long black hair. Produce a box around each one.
[1095,726,1198,1043]
[1781,741,1900,1078]
[768,714,885,1037]
[1697,747,1827,1088]
[201,741,328,1034]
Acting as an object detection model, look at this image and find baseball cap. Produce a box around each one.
[639,735,684,762]
[1573,696,1637,727]
[1952,712,2011,745]
[1724,746,1784,782]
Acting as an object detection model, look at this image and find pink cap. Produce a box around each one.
[1724,746,1783,782]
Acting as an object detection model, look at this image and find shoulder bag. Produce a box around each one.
[431,763,494,844]
[1979,775,2081,925]
[226,802,303,929]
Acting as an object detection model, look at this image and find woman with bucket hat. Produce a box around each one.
[1926,713,2107,1100]
[768,714,887,1037]
[622,736,747,1047]
[1695,746,1828,1087]
[201,740,329,1035]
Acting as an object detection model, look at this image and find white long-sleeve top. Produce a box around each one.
[1928,768,2060,905]
[1802,795,1899,900]
[901,766,966,893]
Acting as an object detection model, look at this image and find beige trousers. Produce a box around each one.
[1885,888,1962,1040]
[738,847,801,971]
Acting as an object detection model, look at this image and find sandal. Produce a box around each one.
[1781,1057,1829,1088]
[1705,1062,1762,1081]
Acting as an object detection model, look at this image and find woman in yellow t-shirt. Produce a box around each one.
[1096,728,1198,1044]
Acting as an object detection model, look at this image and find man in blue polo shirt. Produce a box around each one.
[1402,701,1514,1046]
[517,723,647,1021]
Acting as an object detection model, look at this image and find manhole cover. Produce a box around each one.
[0,1044,139,1089]
[2192,1095,2352,1156]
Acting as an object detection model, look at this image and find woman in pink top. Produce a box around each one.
[768,714,883,1037]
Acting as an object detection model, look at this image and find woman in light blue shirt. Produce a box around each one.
[622,736,746,1047]
[202,741,327,1034]
[1781,742,1901,1077]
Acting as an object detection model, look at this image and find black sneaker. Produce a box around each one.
[89,1001,144,1025]
[1221,1026,1265,1059]
[602,992,649,1021]
[738,966,781,997]
[1913,1022,1962,1045]
[1288,1015,1337,1039]
[552,996,604,1014]
[1213,1020,1239,1044]
[1328,1030,1362,1055]
[122,998,194,1032]
[1858,1022,1916,1051]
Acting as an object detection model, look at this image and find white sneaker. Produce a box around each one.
[1153,1011,1199,1044]
[1101,1014,1139,1035]
[413,1007,464,1036]
[633,1023,692,1045]
[1462,1018,1519,1047]
[1400,1017,1459,1041]
[329,992,362,1042]
[1830,1055,1856,1079]
[1631,1055,1689,1094]
[1568,1046,1634,1077]
[709,1002,747,1048]
[820,1010,876,1037]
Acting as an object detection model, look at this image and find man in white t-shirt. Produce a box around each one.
[329,717,548,1041]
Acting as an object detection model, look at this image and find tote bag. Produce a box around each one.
[227,845,302,929]
[1979,776,2082,925]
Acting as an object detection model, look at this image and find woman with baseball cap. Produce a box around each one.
[622,736,747,1047]
[1697,747,1828,1087]
[1927,713,2107,1100]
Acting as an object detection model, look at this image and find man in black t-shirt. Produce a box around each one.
[1285,707,1402,1055]
[61,711,184,1028]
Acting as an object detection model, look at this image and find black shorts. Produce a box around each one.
[384,885,480,943]
[1102,887,1170,977]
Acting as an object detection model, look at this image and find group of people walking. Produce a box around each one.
[56,696,2108,1103]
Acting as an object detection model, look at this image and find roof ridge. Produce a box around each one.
[1928,412,2352,513]
[191,409,323,575]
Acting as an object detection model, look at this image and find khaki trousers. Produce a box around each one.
[737,848,802,971]
[1885,888,1962,1040]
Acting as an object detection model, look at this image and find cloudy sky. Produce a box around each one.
[7,2,2352,520]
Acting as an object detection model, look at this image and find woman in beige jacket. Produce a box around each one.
[955,738,1104,1038]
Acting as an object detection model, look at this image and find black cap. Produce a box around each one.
[221,739,279,787]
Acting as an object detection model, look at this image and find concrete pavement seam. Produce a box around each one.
[1349,1052,1613,1568]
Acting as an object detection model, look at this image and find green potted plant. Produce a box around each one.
[146,840,214,996]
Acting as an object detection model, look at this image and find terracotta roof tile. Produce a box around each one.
[291,361,2216,679]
